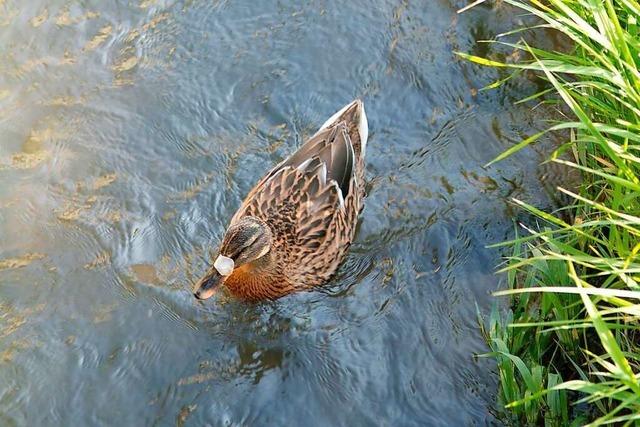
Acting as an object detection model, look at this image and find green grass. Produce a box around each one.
[458,1,640,425]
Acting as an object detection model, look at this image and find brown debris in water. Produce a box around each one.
[84,25,113,51]
[56,194,96,222]
[23,130,47,152]
[168,173,214,201]
[0,339,31,363]
[124,29,140,43]
[39,95,85,107]
[103,210,122,223]
[0,7,18,27]
[84,251,111,269]
[93,173,117,190]
[10,151,48,169]
[30,8,48,27]
[0,253,45,271]
[57,205,84,221]
[5,126,70,169]
[176,404,197,427]
[18,55,75,75]
[0,315,25,339]
[439,176,455,195]
[142,12,169,31]
[55,8,99,26]
[113,77,134,87]
[93,304,117,323]
[177,371,217,386]
[139,0,158,9]
[131,264,160,284]
[162,210,176,221]
[55,172,120,223]
[0,303,45,339]
[112,56,139,73]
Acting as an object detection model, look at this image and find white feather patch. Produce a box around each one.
[331,181,345,210]
[316,100,368,157]
[214,255,234,276]
[319,163,327,186]
[296,158,313,171]
[358,102,368,156]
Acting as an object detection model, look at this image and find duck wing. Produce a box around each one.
[233,122,355,222]
[233,158,344,242]
[281,124,354,200]
[232,99,368,230]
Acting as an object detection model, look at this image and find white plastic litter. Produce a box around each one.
[214,255,234,276]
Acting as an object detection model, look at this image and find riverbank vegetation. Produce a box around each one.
[458,1,640,425]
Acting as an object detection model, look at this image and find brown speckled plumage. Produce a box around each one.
[195,100,368,301]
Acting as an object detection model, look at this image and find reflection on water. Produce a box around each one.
[1,0,562,425]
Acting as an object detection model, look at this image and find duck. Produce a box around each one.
[193,99,368,301]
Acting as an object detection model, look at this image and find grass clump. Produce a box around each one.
[458,1,640,425]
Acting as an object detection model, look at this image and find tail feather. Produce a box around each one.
[317,99,368,157]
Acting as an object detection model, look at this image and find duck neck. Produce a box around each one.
[246,251,278,275]
[224,252,283,299]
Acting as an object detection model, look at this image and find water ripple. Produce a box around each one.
[0,0,566,425]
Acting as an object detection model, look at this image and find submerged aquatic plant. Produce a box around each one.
[458,0,640,425]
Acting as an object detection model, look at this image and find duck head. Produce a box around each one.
[193,216,273,300]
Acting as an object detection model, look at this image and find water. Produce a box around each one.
[0,1,564,425]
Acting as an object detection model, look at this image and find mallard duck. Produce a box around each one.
[193,99,368,301]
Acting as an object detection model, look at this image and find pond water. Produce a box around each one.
[0,1,561,425]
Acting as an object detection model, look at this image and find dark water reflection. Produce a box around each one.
[0,1,561,425]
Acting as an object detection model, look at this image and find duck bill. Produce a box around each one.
[193,269,225,300]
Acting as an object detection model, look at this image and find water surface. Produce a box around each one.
[0,1,559,425]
